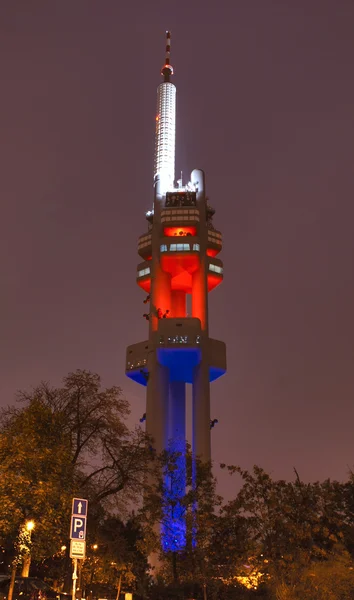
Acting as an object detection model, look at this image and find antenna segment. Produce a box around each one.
[162,30,173,81]
[154,31,176,196]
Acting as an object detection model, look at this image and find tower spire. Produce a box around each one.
[161,30,173,82]
[154,30,176,196]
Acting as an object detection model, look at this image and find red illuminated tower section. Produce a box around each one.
[125,32,226,550]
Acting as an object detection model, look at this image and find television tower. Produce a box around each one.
[126,32,226,551]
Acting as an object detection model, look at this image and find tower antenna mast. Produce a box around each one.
[154,30,176,196]
[162,30,173,82]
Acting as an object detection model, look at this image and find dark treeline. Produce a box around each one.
[1,370,354,600]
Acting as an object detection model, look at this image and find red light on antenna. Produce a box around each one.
[156,115,159,121]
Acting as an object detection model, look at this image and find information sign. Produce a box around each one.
[70,539,86,559]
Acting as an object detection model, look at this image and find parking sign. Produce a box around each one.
[70,516,87,540]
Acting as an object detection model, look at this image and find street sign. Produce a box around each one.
[70,497,88,600]
[70,516,87,540]
[70,539,86,559]
[72,498,88,517]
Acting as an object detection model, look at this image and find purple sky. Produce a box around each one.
[1,1,354,499]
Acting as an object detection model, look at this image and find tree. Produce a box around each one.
[141,444,222,598]
[80,516,150,599]
[0,397,74,560]
[219,465,350,596]
[274,546,354,599]
[16,370,150,510]
[0,370,151,581]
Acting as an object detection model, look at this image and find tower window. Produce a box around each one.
[160,244,168,252]
[209,264,223,274]
[169,243,190,252]
[163,226,196,237]
[192,243,200,251]
[137,267,150,277]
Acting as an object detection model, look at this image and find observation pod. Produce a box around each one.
[125,33,226,555]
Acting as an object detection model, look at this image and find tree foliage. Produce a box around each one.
[16,370,150,509]
[0,397,73,557]
[218,464,354,599]
[80,516,150,597]
[0,370,150,565]
[141,444,222,595]
[2,369,354,600]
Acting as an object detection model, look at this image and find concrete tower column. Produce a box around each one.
[190,168,211,463]
[168,380,186,448]
[149,177,171,333]
[164,380,187,550]
[191,168,209,335]
[191,269,207,331]
[146,353,169,454]
[192,357,211,462]
[151,263,171,331]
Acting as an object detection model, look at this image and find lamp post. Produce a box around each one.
[21,520,35,577]
[8,520,36,600]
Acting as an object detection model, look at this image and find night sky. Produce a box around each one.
[2,1,354,499]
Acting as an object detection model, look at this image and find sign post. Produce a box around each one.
[72,558,78,600]
[70,498,88,600]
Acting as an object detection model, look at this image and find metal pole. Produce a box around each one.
[72,558,78,600]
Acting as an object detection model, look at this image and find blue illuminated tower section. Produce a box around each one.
[125,32,226,551]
